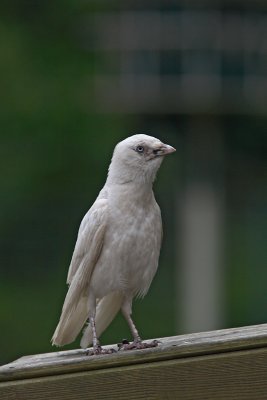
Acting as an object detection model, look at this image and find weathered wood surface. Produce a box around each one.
[1,323,267,399]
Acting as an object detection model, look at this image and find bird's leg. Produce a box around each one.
[90,316,100,351]
[86,296,116,356]
[86,315,102,355]
[86,316,116,356]
[122,310,141,343]
[118,299,159,351]
[86,296,101,354]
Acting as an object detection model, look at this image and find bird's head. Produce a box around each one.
[107,134,176,185]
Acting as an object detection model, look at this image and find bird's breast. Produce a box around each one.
[90,194,162,299]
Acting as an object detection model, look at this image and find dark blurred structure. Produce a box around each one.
[0,0,267,365]
[87,4,267,115]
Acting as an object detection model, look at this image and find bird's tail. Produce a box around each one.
[51,295,88,347]
[80,291,123,349]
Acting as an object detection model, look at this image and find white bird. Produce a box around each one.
[52,134,175,354]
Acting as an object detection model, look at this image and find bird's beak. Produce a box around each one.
[161,143,176,155]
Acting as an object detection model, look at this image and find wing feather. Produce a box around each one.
[52,198,108,346]
[67,198,107,284]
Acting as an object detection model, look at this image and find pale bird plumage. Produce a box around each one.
[52,134,175,352]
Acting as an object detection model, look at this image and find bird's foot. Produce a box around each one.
[86,345,117,356]
[117,338,159,351]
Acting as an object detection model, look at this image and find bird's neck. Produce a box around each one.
[106,160,156,204]
[106,160,158,187]
[106,180,155,207]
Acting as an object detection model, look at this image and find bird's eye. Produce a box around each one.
[136,145,144,153]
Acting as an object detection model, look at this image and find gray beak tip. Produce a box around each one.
[162,144,176,155]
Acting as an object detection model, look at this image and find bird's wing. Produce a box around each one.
[67,197,107,285]
[52,198,108,346]
[61,197,108,321]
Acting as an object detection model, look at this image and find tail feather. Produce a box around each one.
[80,291,123,349]
[52,296,88,346]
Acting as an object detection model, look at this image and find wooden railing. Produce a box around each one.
[1,324,267,399]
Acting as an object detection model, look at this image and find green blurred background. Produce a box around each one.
[1,1,267,365]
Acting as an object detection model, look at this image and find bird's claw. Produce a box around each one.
[86,345,117,356]
[118,339,159,351]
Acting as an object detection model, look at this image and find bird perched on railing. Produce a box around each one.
[52,134,175,354]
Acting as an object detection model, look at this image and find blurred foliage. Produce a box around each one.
[0,1,267,366]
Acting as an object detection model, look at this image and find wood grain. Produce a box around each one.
[1,324,267,399]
